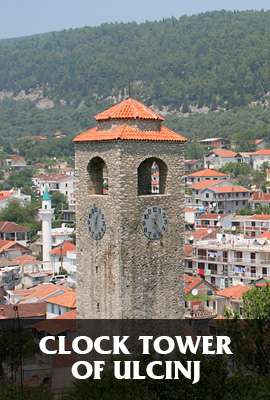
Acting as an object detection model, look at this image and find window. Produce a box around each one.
[138,157,167,195]
[87,157,108,195]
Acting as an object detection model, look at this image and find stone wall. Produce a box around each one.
[75,139,185,319]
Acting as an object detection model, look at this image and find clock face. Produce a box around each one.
[142,207,168,240]
[87,206,106,240]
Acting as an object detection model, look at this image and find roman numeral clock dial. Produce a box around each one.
[87,206,106,240]
[142,207,168,240]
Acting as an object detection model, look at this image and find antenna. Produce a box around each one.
[128,80,132,98]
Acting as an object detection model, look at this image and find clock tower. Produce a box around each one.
[74,98,187,318]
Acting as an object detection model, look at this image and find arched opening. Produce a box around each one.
[138,157,167,195]
[87,157,108,195]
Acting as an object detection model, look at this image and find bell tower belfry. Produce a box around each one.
[73,98,187,318]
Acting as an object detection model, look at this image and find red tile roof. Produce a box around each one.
[73,124,186,143]
[34,312,77,335]
[35,173,72,182]
[248,214,270,220]
[0,303,46,319]
[251,192,270,202]
[14,283,71,303]
[212,185,250,193]
[0,240,26,253]
[187,168,227,178]
[197,213,220,220]
[0,221,28,233]
[0,191,13,202]
[252,149,270,156]
[95,98,164,121]
[190,180,224,190]
[216,285,251,299]
[258,232,270,239]
[210,149,238,157]
[46,291,76,309]
[50,241,76,256]
[184,274,202,295]
[11,254,38,266]
[191,228,218,240]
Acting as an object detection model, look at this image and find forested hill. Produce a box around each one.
[2,9,270,108]
[1,10,270,159]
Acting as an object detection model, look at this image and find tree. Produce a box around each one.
[51,192,68,223]
[185,142,205,160]
[242,286,270,319]
[0,200,40,240]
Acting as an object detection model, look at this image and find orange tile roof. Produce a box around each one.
[0,240,19,252]
[258,232,270,239]
[0,303,46,319]
[50,241,76,256]
[252,149,270,156]
[184,274,202,295]
[212,185,250,193]
[190,180,224,190]
[11,255,38,266]
[46,291,76,309]
[16,283,71,303]
[211,149,238,157]
[197,213,220,220]
[0,240,29,253]
[73,124,186,143]
[216,285,251,299]
[35,173,72,182]
[251,192,270,202]
[0,191,13,202]
[34,312,77,334]
[0,221,28,233]
[248,214,270,220]
[187,168,227,178]
[95,98,164,121]
[191,228,218,240]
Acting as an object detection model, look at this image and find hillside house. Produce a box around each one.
[199,137,230,149]
[0,221,29,245]
[185,168,229,185]
[186,180,251,214]
[204,149,242,169]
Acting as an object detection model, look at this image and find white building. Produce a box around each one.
[185,168,229,185]
[251,149,270,170]
[49,241,76,275]
[186,180,251,214]
[37,224,74,250]
[32,173,75,207]
[38,188,53,264]
[189,233,270,288]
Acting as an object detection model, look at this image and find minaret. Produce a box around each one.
[39,186,53,264]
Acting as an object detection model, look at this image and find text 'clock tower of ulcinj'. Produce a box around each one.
[73,97,187,319]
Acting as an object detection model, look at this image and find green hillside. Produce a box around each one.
[1,10,270,159]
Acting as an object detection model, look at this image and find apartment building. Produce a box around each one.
[186,233,270,288]
[250,191,270,209]
[232,214,270,237]
[32,173,75,207]
[186,180,251,214]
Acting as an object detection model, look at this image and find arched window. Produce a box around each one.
[87,157,108,195]
[138,157,167,195]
